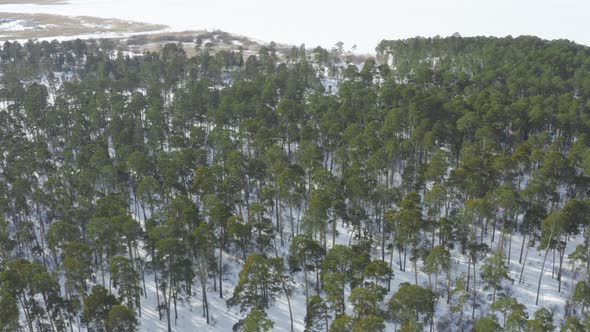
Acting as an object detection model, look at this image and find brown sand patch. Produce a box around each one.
[122,30,295,57]
[0,11,296,60]
[0,0,66,4]
[0,12,166,40]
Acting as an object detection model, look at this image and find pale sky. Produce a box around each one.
[0,0,587,53]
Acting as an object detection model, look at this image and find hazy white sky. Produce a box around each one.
[0,0,587,52]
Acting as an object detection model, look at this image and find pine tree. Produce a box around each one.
[321,245,352,315]
[228,254,283,312]
[349,287,384,320]
[0,287,20,332]
[110,256,141,312]
[107,305,139,332]
[351,315,385,332]
[82,285,119,331]
[329,314,352,332]
[237,309,274,332]
[388,283,436,330]
[191,222,216,324]
[491,296,527,330]
[526,308,555,332]
[474,317,501,332]
[304,295,329,332]
[481,250,511,312]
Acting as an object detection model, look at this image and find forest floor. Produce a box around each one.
[129,201,583,331]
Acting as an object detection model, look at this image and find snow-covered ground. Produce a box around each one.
[0,18,33,30]
[126,214,582,331]
[125,179,582,332]
[1,0,590,53]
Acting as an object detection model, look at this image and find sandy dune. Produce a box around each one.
[0,0,66,4]
[0,12,166,40]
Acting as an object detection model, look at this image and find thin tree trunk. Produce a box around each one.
[447,266,451,304]
[519,243,530,285]
[303,256,309,303]
[381,231,386,262]
[281,278,294,332]
[290,204,294,240]
[558,244,565,292]
[519,233,526,264]
[508,227,513,266]
[552,248,556,279]
[19,294,35,332]
[388,246,394,291]
[491,217,497,242]
[472,258,477,319]
[203,282,209,324]
[466,255,471,292]
[332,217,337,248]
[163,283,171,332]
[536,229,554,305]
[173,286,178,324]
[276,195,283,246]
[137,247,147,297]
[219,239,223,298]
[41,294,57,332]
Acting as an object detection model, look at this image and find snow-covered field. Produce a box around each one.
[1,0,589,53]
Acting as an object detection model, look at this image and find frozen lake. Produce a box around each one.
[0,0,588,55]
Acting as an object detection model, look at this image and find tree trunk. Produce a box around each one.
[558,244,565,293]
[434,273,438,292]
[303,256,309,303]
[519,243,530,285]
[519,233,526,264]
[219,238,223,298]
[163,283,172,332]
[472,258,477,319]
[403,245,407,272]
[491,275,497,314]
[508,226,513,267]
[290,203,294,240]
[491,217,497,242]
[388,246,394,291]
[173,286,178,323]
[281,278,294,332]
[466,255,471,292]
[458,304,464,332]
[332,216,337,248]
[138,247,147,297]
[413,259,418,285]
[275,195,283,246]
[552,248,556,279]
[447,266,451,304]
[536,229,554,305]
[19,294,35,332]
[154,257,162,319]
[381,231,386,262]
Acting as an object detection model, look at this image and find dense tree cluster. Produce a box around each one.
[1,35,590,331]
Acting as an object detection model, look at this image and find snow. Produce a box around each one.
[0,0,376,53]
[1,5,586,329]
[0,18,34,31]
[2,0,589,53]
[115,202,584,331]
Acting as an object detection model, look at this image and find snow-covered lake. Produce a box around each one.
[0,0,588,53]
